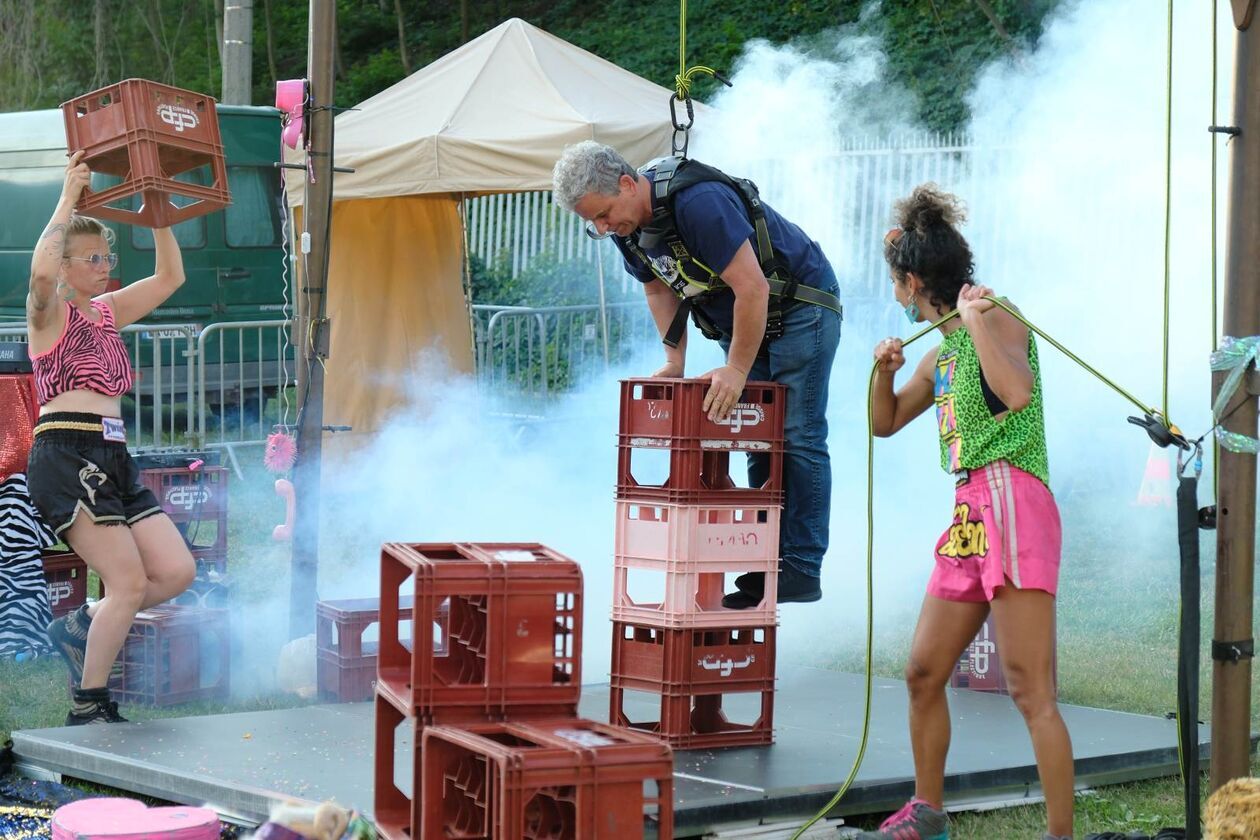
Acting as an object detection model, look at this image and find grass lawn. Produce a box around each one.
[1,458,1256,838]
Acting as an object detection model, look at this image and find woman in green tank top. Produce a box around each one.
[857,186,1075,840]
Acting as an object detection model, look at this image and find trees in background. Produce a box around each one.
[0,0,1058,133]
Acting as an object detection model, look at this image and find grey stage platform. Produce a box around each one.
[11,665,1205,837]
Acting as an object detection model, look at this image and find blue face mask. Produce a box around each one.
[903,299,920,323]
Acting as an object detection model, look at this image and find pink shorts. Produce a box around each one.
[927,461,1062,603]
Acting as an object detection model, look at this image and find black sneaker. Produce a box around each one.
[733,571,765,596]
[723,564,822,607]
[65,698,128,726]
[777,564,823,602]
[47,612,89,687]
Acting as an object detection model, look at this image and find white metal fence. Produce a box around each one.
[462,134,1019,299]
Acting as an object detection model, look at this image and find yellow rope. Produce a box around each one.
[1161,0,1174,425]
[674,0,718,99]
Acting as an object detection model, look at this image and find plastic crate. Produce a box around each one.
[949,615,1058,695]
[315,596,416,660]
[418,718,674,840]
[609,681,774,749]
[610,622,776,692]
[41,550,88,619]
[612,554,778,630]
[372,691,511,840]
[616,445,784,506]
[61,79,229,229]
[377,542,582,718]
[620,378,785,447]
[108,605,229,706]
[615,500,779,564]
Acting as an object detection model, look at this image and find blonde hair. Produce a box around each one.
[63,214,114,255]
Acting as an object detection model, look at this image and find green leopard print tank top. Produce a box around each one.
[933,322,1050,486]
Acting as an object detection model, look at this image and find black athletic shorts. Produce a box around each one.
[26,412,163,538]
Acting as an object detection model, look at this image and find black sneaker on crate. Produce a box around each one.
[722,564,821,608]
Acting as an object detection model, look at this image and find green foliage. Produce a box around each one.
[0,1,1060,135]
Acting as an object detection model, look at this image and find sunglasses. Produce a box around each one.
[884,227,904,248]
[66,253,119,270]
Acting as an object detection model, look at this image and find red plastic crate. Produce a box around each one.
[418,718,674,840]
[317,651,377,704]
[372,691,510,840]
[620,378,785,446]
[61,79,229,229]
[41,550,88,619]
[611,622,776,692]
[108,605,229,706]
[949,615,1058,695]
[377,542,582,718]
[315,596,417,660]
[610,681,774,749]
[616,445,784,506]
[139,465,228,523]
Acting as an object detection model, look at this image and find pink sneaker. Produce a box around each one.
[856,797,949,839]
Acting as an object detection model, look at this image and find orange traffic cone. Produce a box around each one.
[1135,442,1174,507]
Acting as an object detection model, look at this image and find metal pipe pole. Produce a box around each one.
[289,0,335,639]
[1209,0,1259,791]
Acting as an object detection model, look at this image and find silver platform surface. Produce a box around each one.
[11,665,1204,837]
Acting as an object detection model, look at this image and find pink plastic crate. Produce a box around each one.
[615,501,779,565]
[611,553,778,630]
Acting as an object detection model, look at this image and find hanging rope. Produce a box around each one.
[1209,0,1222,498]
[1161,0,1174,426]
[670,0,729,157]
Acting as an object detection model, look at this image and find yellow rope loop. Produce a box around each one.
[675,65,717,101]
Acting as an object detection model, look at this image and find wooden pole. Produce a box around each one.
[289,0,335,639]
[1209,0,1259,791]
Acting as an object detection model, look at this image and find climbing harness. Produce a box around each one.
[616,156,842,349]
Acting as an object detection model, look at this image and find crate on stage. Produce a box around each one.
[417,719,674,840]
[138,465,228,556]
[61,79,229,229]
[612,501,780,628]
[609,678,775,750]
[376,542,582,719]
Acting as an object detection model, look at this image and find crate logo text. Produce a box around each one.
[165,485,211,510]
[157,103,199,132]
[713,403,764,434]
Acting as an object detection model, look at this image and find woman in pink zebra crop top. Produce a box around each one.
[25,149,196,726]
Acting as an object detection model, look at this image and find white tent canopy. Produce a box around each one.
[284,19,702,444]
[287,17,706,204]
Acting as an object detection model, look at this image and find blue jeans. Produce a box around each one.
[721,274,841,579]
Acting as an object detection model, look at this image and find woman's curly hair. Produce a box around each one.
[883,184,975,313]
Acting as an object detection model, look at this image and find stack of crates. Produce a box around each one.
[139,464,228,575]
[610,378,784,748]
[372,541,675,839]
[41,549,88,619]
[107,604,229,706]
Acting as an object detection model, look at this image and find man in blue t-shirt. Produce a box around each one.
[552,141,841,605]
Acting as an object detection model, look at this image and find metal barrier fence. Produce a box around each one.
[471,302,659,402]
[0,320,294,453]
[196,319,293,450]
[0,322,199,450]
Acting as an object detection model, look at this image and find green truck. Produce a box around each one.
[0,105,291,436]
[0,104,288,325]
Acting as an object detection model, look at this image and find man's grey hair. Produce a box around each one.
[551,141,636,211]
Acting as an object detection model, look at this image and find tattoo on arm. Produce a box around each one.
[38,222,67,256]
[59,282,76,302]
